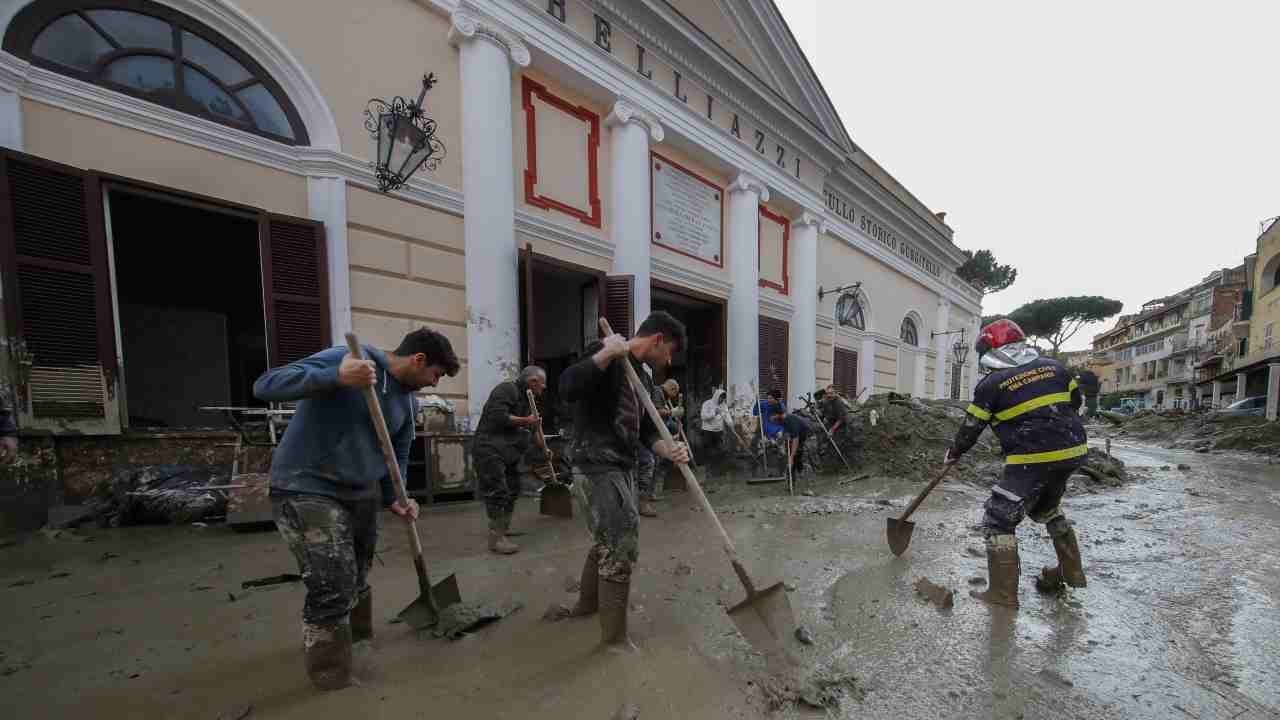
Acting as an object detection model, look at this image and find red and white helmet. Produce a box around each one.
[975,318,1026,357]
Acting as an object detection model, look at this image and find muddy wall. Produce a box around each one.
[0,439,58,535]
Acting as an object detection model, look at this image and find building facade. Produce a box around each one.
[0,0,983,447]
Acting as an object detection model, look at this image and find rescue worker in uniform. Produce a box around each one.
[554,311,690,650]
[473,366,546,555]
[944,319,1089,608]
[254,328,460,690]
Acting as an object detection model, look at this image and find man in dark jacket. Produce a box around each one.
[254,328,459,690]
[554,311,689,650]
[473,366,545,554]
[769,407,811,478]
[945,319,1088,609]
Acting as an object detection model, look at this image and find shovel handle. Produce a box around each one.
[527,388,558,484]
[898,464,955,523]
[598,318,754,595]
[345,334,436,609]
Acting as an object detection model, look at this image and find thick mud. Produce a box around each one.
[2,442,1278,718]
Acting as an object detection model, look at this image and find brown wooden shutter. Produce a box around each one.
[0,151,119,434]
[260,214,329,366]
[833,347,858,397]
[758,316,789,400]
[520,244,535,364]
[604,274,634,338]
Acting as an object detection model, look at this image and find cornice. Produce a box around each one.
[651,255,733,298]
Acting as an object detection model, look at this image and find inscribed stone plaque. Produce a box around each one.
[652,155,723,266]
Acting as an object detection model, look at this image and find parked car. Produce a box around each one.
[1216,396,1266,417]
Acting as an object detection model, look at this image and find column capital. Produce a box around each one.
[606,97,664,142]
[792,211,825,234]
[728,171,769,203]
[449,4,531,67]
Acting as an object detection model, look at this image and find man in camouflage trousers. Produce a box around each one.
[554,311,689,650]
[473,366,546,554]
[254,328,460,690]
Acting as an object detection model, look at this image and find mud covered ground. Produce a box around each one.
[2,441,1278,719]
[1100,409,1280,456]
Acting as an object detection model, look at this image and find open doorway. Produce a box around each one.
[651,283,725,451]
[107,189,267,429]
[519,249,605,436]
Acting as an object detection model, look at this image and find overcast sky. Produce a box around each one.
[774,0,1275,351]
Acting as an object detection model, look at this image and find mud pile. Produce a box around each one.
[839,394,1127,491]
[1102,409,1280,455]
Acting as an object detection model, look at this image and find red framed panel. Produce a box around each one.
[758,204,789,294]
[649,151,725,269]
[521,76,601,228]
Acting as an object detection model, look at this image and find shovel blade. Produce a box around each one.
[539,483,573,518]
[886,517,915,557]
[727,582,798,664]
[398,573,462,630]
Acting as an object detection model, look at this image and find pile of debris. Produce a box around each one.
[80,465,232,527]
[833,394,1128,492]
[1100,409,1280,455]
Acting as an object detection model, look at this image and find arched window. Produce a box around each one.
[900,316,919,346]
[4,0,308,144]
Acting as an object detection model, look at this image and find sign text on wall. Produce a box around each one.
[824,188,942,278]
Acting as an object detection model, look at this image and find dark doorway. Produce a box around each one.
[519,250,604,436]
[651,284,725,450]
[107,189,267,428]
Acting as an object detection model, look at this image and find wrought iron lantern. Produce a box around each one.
[931,327,969,364]
[365,74,446,193]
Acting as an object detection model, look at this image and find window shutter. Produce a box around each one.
[833,347,858,397]
[758,316,788,400]
[604,274,633,338]
[0,151,119,434]
[260,214,329,366]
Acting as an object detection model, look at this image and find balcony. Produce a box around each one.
[1130,319,1190,345]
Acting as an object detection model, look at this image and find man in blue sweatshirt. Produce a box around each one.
[254,327,459,690]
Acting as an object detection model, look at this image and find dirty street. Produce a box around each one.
[3,435,1278,719]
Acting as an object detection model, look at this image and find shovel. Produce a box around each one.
[529,388,572,518]
[345,334,461,629]
[600,318,798,662]
[886,464,955,557]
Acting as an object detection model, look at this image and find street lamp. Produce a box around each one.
[365,74,446,193]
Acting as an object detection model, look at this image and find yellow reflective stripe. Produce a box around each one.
[1068,379,1078,392]
[1006,444,1089,465]
[966,404,992,421]
[994,392,1073,422]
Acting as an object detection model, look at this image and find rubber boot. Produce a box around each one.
[548,548,600,620]
[598,578,635,651]
[969,534,1020,608]
[350,590,373,643]
[303,621,352,690]
[503,510,525,537]
[488,516,519,555]
[1038,526,1087,592]
[638,499,658,517]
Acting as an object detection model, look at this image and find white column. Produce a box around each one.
[1268,364,1280,421]
[0,89,21,151]
[914,351,927,397]
[1212,380,1222,408]
[968,314,982,398]
[1235,372,1247,404]
[306,176,351,343]
[788,212,822,400]
[860,335,876,399]
[450,9,530,422]
[726,171,768,402]
[933,300,951,399]
[605,98,664,329]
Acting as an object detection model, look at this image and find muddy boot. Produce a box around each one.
[969,534,1020,608]
[503,511,525,537]
[303,621,353,690]
[598,578,636,651]
[488,517,519,555]
[638,499,658,518]
[1038,526,1087,592]
[350,590,373,643]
